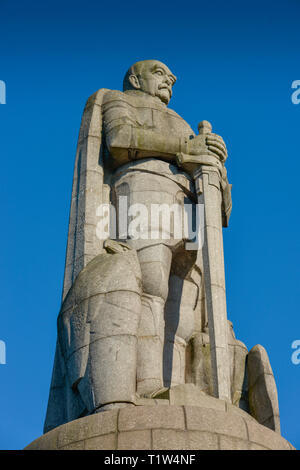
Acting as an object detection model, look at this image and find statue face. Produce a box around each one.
[130,60,176,105]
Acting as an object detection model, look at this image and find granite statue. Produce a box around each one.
[44,60,280,435]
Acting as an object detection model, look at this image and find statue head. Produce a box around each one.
[123,60,177,105]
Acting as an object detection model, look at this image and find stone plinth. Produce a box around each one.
[25,396,294,450]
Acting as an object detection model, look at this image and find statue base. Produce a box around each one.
[25,390,294,450]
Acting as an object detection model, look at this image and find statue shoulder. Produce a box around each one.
[84,88,111,108]
[102,89,131,106]
[82,89,128,110]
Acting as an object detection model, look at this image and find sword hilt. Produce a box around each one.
[176,120,223,175]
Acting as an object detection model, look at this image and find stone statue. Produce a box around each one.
[44,60,280,436]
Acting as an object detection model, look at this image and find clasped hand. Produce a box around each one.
[188,133,227,163]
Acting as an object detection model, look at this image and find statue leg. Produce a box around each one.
[112,167,195,396]
[164,274,198,388]
[133,243,173,397]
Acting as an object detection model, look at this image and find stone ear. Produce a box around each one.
[128,74,141,90]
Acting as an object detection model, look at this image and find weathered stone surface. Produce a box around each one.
[188,431,218,450]
[60,440,85,450]
[185,405,248,440]
[25,403,294,451]
[249,443,269,450]
[118,405,185,431]
[118,430,152,450]
[219,435,249,450]
[167,383,226,411]
[25,427,58,450]
[85,433,116,450]
[245,416,290,450]
[152,430,189,450]
[248,345,280,433]
[77,408,118,439]
[225,402,256,422]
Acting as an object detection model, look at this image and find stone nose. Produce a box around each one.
[164,76,172,86]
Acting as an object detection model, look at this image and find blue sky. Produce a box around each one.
[0,0,299,449]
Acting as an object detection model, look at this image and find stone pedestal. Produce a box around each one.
[25,393,294,450]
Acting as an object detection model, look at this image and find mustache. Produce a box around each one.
[158,84,172,96]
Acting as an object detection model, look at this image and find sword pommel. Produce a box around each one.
[198,120,212,135]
